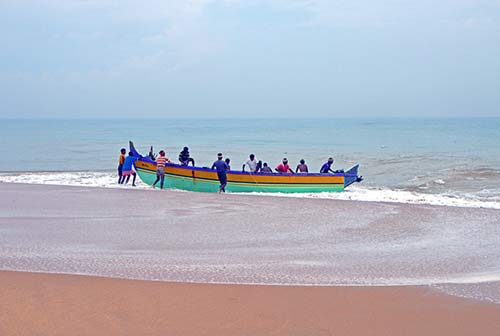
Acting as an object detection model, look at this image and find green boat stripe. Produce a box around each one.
[154,173,341,189]
[136,168,343,187]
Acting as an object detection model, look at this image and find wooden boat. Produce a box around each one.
[130,142,362,193]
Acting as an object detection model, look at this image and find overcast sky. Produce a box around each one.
[1,0,499,118]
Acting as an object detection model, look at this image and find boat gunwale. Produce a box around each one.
[136,158,358,178]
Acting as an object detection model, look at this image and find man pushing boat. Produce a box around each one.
[211,153,229,193]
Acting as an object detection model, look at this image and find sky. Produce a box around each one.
[1,0,499,119]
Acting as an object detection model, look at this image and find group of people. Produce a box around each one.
[117,146,197,189]
[240,154,337,175]
[118,146,340,192]
[212,154,339,193]
[117,148,138,186]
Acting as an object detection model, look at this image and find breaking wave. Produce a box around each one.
[0,171,499,209]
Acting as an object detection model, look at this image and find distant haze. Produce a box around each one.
[1,1,499,119]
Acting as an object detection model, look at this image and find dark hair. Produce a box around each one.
[120,148,126,153]
[263,162,268,167]
[249,154,255,159]
[300,159,305,164]
[159,150,165,156]
[129,151,134,156]
[217,153,223,157]
[225,158,230,162]
[183,147,189,151]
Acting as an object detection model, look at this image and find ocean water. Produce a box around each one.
[1,119,500,304]
[1,118,499,208]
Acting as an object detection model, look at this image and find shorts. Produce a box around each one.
[122,170,136,176]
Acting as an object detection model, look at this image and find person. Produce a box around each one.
[148,146,157,161]
[179,147,195,166]
[211,153,229,193]
[242,154,259,173]
[275,158,293,174]
[122,152,138,186]
[118,148,126,184]
[260,162,273,173]
[152,150,171,189]
[256,160,263,172]
[320,157,335,174]
[225,158,231,170]
[296,159,309,173]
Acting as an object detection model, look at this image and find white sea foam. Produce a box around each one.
[245,186,500,209]
[0,171,148,189]
[1,171,499,209]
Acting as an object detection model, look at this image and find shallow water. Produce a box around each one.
[1,184,499,303]
[1,171,499,209]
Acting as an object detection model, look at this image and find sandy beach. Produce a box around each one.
[1,182,500,335]
[3,0,500,333]
[1,270,500,336]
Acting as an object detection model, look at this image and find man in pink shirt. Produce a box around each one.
[275,158,293,174]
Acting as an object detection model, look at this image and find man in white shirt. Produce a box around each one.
[242,154,259,173]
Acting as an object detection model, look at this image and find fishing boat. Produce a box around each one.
[129,141,363,193]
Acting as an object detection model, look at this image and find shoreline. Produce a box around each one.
[1,179,500,210]
[1,267,499,290]
[1,270,500,335]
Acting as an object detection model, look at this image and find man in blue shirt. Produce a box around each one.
[320,157,335,174]
[211,153,229,193]
[122,152,138,186]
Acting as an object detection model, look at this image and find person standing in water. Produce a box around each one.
[152,150,171,189]
[118,148,126,184]
[212,153,229,193]
[122,152,138,186]
[296,159,309,173]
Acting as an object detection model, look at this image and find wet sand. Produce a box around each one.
[1,182,500,334]
[1,183,499,288]
[1,270,500,336]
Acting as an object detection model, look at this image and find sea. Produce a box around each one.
[1,118,499,209]
[1,118,500,303]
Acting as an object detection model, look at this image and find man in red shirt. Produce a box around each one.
[275,158,293,174]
